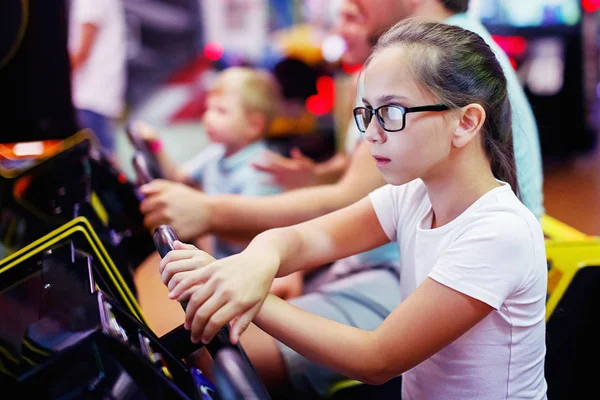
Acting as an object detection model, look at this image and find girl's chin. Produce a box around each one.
[382,173,414,187]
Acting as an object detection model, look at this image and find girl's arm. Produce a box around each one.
[163,196,390,343]
[255,277,494,384]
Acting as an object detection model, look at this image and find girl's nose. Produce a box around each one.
[363,120,386,144]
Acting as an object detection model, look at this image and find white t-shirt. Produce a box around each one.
[369,180,547,400]
[69,0,126,118]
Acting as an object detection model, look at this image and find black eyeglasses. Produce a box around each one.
[353,104,449,133]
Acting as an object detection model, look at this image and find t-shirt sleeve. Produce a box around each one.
[369,180,422,243]
[369,185,398,242]
[237,167,282,196]
[428,213,535,309]
[73,0,108,25]
[183,144,225,185]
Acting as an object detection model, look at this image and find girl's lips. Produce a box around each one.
[373,155,391,167]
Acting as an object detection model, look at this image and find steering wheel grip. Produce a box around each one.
[213,347,271,400]
[125,121,166,180]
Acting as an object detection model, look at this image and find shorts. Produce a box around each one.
[276,262,401,398]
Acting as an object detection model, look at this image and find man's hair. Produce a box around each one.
[441,0,470,13]
[209,67,282,131]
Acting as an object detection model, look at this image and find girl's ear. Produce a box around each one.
[452,104,486,148]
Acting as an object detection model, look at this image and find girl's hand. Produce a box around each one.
[161,242,280,344]
[158,241,216,285]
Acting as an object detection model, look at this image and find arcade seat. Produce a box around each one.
[542,215,600,399]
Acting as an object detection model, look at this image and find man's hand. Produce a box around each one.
[253,147,318,190]
[269,271,304,300]
[140,180,211,241]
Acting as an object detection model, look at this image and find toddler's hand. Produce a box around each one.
[131,120,161,143]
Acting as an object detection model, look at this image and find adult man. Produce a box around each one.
[140,0,543,397]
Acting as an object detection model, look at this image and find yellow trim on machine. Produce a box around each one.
[0,216,147,325]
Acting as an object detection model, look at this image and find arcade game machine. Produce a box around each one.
[0,132,158,298]
[0,218,271,399]
[474,0,597,159]
[0,0,155,295]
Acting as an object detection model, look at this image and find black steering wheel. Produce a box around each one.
[125,121,166,182]
[153,225,271,400]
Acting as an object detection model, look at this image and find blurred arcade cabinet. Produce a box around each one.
[0,0,79,144]
[471,0,599,159]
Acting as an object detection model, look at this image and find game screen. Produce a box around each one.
[473,0,581,28]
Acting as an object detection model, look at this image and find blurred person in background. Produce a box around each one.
[133,66,285,261]
[139,0,544,397]
[253,0,374,191]
[343,0,544,218]
[256,0,544,219]
[69,0,126,156]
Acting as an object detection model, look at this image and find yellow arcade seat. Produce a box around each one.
[541,215,600,399]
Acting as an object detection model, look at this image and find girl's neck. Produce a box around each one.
[424,154,501,229]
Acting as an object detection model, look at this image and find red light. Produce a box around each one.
[492,35,528,58]
[316,76,335,98]
[306,94,332,115]
[583,0,600,13]
[509,57,517,70]
[204,42,224,61]
[117,173,128,184]
[341,62,363,74]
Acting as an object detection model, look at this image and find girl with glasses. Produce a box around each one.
[160,20,548,399]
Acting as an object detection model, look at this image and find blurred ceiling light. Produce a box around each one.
[321,34,346,63]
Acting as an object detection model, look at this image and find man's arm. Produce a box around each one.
[140,141,386,241]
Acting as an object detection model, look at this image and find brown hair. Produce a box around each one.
[441,0,470,13]
[209,67,282,133]
[367,19,519,196]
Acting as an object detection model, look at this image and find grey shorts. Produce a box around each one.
[276,262,401,398]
